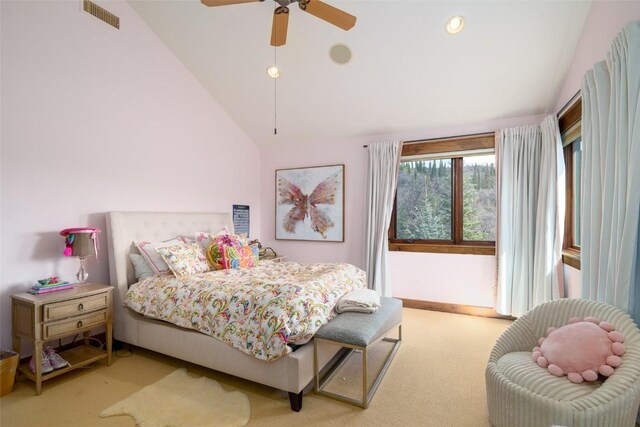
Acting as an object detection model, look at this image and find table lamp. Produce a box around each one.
[60,227,100,283]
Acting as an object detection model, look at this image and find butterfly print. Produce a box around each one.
[277,171,340,239]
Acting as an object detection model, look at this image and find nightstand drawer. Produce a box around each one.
[43,310,107,339]
[43,293,108,321]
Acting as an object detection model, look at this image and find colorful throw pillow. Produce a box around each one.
[134,237,185,274]
[532,317,626,383]
[206,233,243,270]
[156,242,210,278]
[222,245,259,269]
[195,229,249,251]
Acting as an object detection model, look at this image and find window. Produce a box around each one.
[559,97,582,269]
[389,133,496,255]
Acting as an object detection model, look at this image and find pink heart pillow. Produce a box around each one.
[532,316,625,384]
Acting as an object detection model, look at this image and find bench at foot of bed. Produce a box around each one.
[313,297,403,409]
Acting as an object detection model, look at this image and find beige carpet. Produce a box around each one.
[100,368,250,426]
[0,308,511,426]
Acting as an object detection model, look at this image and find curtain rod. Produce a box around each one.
[362,131,495,148]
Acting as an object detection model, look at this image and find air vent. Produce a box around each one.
[83,0,120,29]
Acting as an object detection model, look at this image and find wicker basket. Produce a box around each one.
[0,350,19,396]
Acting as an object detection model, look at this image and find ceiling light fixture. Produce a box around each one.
[446,15,465,35]
[266,65,280,79]
[329,43,352,65]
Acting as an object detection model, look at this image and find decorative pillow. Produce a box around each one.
[129,253,154,281]
[235,233,250,246]
[195,229,249,251]
[156,242,210,278]
[532,317,626,383]
[206,233,243,270]
[222,245,259,269]
[194,228,229,250]
[134,237,184,274]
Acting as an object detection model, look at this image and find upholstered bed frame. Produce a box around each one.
[105,211,339,411]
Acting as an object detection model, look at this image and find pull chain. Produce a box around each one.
[274,43,278,135]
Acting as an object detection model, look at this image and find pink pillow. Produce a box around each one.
[532,317,625,383]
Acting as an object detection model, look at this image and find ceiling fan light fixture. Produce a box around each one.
[266,65,280,79]
[446,15,465,34]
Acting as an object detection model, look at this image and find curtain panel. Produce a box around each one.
[496,116,565,317]
[581,21,640,318]
[365,140,402,297]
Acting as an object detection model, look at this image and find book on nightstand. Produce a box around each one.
[28,278,73,295]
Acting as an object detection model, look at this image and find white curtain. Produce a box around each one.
[496,115,565,317]
[365,140,402,297]
[581,21,640,316]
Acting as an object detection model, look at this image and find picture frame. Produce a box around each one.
[275,164,345,242]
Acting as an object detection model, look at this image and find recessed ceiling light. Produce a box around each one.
[446,15,465,35]
[329,43,352,65]
[266,65,280,79]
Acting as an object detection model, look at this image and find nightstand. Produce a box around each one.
[260,255,286,263]
[11,283,113,395]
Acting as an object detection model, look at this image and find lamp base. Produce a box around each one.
[76,256,89,284]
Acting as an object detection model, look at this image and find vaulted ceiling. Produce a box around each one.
[129,0,591,146]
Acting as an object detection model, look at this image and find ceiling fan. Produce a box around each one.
[201,0,357,47]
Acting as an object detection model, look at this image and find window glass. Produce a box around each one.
[463,155,497,241]
[396,159,452,240]
[572,138,582,247]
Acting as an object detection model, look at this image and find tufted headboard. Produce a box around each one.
[105,211,232,341]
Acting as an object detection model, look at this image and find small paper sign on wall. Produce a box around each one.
[233,205,250,236]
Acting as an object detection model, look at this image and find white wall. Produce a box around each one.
[0,1,261,350]
[261,114,546,307]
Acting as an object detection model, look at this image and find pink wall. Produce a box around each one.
[0,1,261,350]
[554,1,640,112]
[564,265,581,299]
[261,114,546,306]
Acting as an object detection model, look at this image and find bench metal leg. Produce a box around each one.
[314,323,402,409]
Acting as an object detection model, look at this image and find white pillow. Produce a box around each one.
[129,253,154,281]
[134,237,184,274]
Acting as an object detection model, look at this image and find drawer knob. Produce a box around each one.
[77,321,83,328]
[78,303,84,310]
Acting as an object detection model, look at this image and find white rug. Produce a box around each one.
[100,368,250,427]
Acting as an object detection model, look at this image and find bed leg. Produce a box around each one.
[288,391,303,412]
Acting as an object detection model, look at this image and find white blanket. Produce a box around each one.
[335,289,380,314]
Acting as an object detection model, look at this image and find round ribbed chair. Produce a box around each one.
[486,298,640,427]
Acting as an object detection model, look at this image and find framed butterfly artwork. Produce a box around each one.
[275,164,345,242]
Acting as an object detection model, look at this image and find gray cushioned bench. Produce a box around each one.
[314,297,402,408]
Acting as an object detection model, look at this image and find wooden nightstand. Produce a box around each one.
[11,283,113,395]
[260,256,286,263]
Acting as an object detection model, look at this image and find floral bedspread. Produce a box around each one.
[124,261,365,361]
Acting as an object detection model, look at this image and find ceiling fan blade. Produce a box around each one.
[270,6,289,47]
[201,0,261,7]
[298,0,356,31]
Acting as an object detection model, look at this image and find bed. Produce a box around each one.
[105,211,361,411]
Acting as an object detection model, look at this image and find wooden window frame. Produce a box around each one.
[559,98,582,270]
[389,133,496,255]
